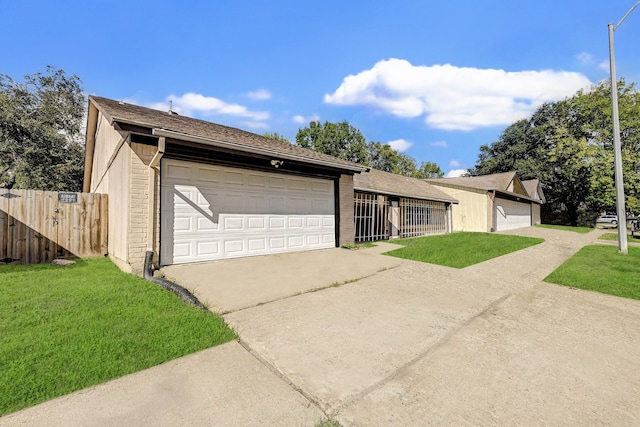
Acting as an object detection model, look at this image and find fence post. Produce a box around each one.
[389,200,400,239]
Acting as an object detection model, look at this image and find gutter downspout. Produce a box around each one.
[147,137,165,254]
[489,190,496,232]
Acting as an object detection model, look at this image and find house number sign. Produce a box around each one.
[58,193,78,203]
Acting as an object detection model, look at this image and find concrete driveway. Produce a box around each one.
[3,227,640,426]
[223,227,640,425]
[161,244,403,313]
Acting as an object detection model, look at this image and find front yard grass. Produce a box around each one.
[535,224,594,234]
[385,232,544,268]
[544,245,640,300]
[599,232,640,242]
[0,258,237,416]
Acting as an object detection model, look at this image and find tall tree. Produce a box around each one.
[0,66,85,191]
[471,79,640,224]
[262,132,291,144]
[366,141,417,176]
[296,120,368,163]
[415,161,445,179]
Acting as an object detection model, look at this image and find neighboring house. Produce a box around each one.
[353,168,458,242]
[522,178,546,225]
[83,96,366,274]
[426,171,543,232]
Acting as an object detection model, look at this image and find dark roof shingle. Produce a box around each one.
[354,169,458,203]
[89,96,365,171]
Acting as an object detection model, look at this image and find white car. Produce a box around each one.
[596,215,618,225]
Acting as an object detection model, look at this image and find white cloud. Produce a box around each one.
[150,92,269,121]
[577,52,594,65]
[446,168,468,177]
[324,58,592,131]
[387,138,412,152]
[449,160,461,168]
[430,140,448,148]
[240,121,270,130]
[245,89,272,100]
[293,114,320,124]
[598,60,610,72]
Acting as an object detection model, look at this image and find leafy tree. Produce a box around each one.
[296,120,445,179]
[470,79,640,224]
[366,141,417,176]
[296,120,368,163]
[415,161,444,179]
[0,66,85,191]
[262,132,291,144]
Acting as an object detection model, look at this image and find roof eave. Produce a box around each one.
[354,186,458,204]
[152,128,366,173]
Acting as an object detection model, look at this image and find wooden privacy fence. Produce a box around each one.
[0,189,107,264]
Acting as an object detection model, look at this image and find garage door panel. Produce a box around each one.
[269,216,286,229]
[222,216,244,231]
[248,217,266,230]
[288,235,305,247]
[197,241,220,257]
[306,217,321,228]
[496,198,531,231]
[288,217,304,228]
[161,160,336,264]
[196,167,220,183]
[223,170,244,185]
[270,237,285,249]
[323,217,335,227]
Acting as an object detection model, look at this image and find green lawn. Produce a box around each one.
[385,232,544,268]
[599,232,640,242]
[544,245,640,300]
[0,258,236,416]
[535,224,594,234]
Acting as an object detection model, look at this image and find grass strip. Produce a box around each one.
[535,224,594,234]
[598,232,640,242]
[544,245,640,300]
[385,232,543,268]
[0,258,236,416]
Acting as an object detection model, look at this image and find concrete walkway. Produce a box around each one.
[3,227,640,426]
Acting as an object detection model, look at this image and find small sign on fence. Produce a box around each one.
[58,193,78,203]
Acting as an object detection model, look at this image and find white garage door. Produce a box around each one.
[160,159,335,265]
[495,198,532,231]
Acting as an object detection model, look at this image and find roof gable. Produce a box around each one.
[522,179,546,203]
[427,171,542,203]
[87,96,365,172]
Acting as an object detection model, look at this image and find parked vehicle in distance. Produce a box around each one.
[596,214,618,226]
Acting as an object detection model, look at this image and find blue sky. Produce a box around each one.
[3,0,640,176]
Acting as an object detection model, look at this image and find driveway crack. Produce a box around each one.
[334,293,514,413]
[236,338,332,418]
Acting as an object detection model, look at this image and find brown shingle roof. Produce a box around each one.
[89,96,365,172]
[427,171,518,192]
[522,179,545,203]
[427,172,541,203]
[354,169,458,203]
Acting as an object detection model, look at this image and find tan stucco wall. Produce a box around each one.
[430,185,490,232]
[339,174,355,246]
[532,203,541,225]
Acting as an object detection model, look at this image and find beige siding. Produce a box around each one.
[531,203,541,225]
[89,114,131,270]
[431,185,490,232]
[338,174,355,246]
[90,114,125,193]
[105,147,130,266]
